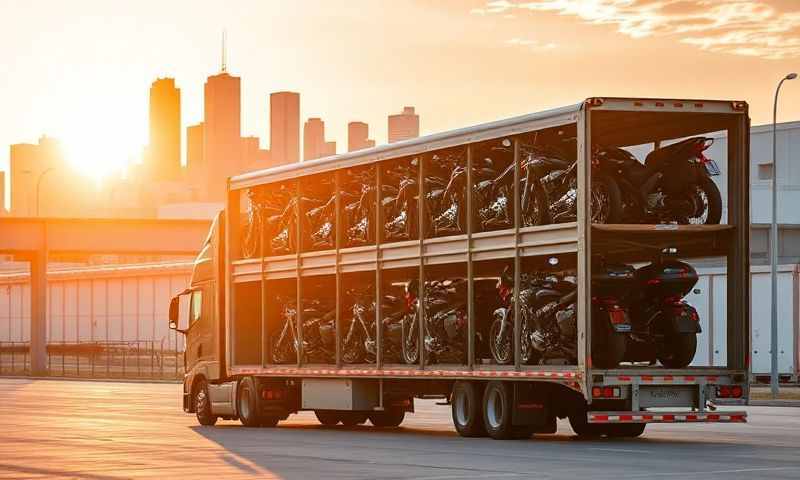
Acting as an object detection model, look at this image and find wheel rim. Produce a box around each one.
[490,321,512,364]
[197,388,208,414]
[591,181,610,223]
[239,386,251,419]
[687,186,709,225]
[486,388,504,430]
[455,390,469,426]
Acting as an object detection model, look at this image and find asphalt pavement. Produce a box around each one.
[1,378,799,479]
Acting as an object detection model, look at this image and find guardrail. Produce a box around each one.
[0,341,184,380]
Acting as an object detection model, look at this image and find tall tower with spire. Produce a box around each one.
[202,31,242,201]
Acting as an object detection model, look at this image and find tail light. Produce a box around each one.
[262,388,284,401]
[716,385,744,399]
[456,310,466,328]
[404,292,416,311]
[592,386,622,398]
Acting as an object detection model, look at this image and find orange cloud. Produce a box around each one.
[475,0,800,59]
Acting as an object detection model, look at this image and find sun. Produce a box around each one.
[62,120,143,183]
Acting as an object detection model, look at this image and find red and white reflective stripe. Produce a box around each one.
[609,375,719,384]
[231,366,579,380]
[589,411,747,424]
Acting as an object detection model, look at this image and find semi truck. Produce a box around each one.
[169,97,750,438]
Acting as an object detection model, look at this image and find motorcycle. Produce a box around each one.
[272,297,337,364]
[241,187,284,259]
[305,193,336,250]
[593,137,722,224]
[343,169,377,247]
[590,260,634,368]
[624,248,701,368]
[401,278,469,364]
[341,287,409,364]
[488,259,580,365]
[383,160,419,241]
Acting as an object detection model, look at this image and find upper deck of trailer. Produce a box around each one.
[229,97,747,190]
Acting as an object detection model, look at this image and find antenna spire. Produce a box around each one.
[221,29,227,73]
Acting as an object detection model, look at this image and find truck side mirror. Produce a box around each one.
[169,297,179,330]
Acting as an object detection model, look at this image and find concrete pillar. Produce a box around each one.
[30,248,48,375]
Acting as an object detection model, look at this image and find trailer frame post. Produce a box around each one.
[513,138,521,371]
[295,180,303,368]
[260,187,268,368]
[466,144,475,369]
[335,171,343,369]
[418,154,426,370]
[375,165,384,369]
[577,105,592,401]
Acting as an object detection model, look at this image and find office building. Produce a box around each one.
[348,121,375,152]
[303,117,336,160]
[146,78,181,180]
[203,72,242,200]
[388,106,419,143]
[241,136,271,172]
[270,92,300,165]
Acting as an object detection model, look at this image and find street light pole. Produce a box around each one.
[35,167,55,217]
[770,72,796,399]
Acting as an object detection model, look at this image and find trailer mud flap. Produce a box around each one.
[512,383,555,432]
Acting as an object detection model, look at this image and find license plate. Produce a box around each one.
[704,159,721,176]
[639,386,695,408]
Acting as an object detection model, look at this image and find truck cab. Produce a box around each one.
[169,212,228,418]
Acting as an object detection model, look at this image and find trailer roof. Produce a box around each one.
[230,101,583,189]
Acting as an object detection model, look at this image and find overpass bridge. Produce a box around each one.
[0,217,212,374]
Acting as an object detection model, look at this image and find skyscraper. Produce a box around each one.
[147,78,181,180]
[270,92,300,165]
[303,117,335,160]
[388,106,420,143]
[203,72,241,201]
[348,121,375,152]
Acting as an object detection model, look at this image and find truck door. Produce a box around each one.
[184,284,215,372]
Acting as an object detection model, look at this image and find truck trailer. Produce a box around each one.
[169,97,750,438]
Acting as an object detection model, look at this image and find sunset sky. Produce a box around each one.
[1,0,799,195]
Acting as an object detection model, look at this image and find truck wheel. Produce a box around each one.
[315,410,341,426]
[482,381,532,440]
[339,412,369,427]
[568,409,601,438]
[369,409,405,428]
[658,333,697,368]
[238,377,262,428]
[194,380,218,426]
[452,381,487,437]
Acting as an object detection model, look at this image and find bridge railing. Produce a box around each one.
[0,340,184,380]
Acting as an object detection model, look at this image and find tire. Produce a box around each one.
[315,410,341,426]
[260,416,280,427]
[658,333,697,368]
[592,321,626,369]
[591,174,622,224]
[342,323,366,364]
[238,377,262,428]
[521,182,550,227]
[488,317,513,365]
[482,381,532,440]
[194,379,218,426]
[452,381,487,437]
[568,408,601,438]
[401,313,420,365]
[690,176,722,225]
[369,409,406,428]
[339,412,369,427]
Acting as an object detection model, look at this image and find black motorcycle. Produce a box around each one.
[343,169,377,247]
[383,160,419,241]
[594,137,721,224]
[429,152,467,236]
[401,278,469,364]
[272,298,336,364]
[306,193,336,250]
[341,287,409,364]
[623,249,701,368]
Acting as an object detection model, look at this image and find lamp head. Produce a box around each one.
[787,73,798,80]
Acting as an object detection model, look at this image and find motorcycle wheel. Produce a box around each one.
[401,313,420,365]
[271,335,295,364]
[342,327,366,364]
[591,330,626,369]
[657,333,697,368]
[590,174,622,224]
[241,212,261,259]
[521,182,549,227]
[687,176,722,225]
[488,318,513,365]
